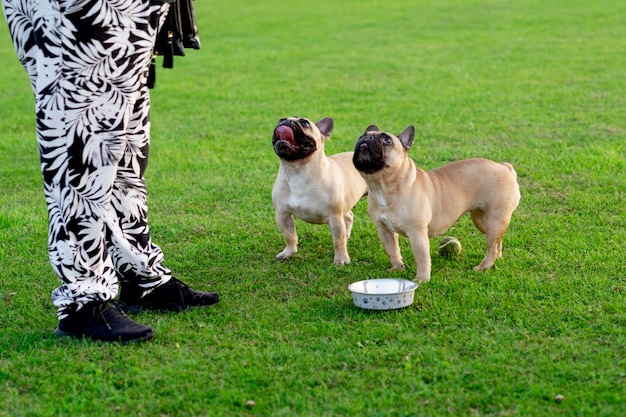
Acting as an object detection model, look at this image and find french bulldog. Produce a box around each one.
[272,116,368,265]
[353,125,520,282]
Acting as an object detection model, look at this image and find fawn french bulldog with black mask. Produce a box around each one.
[353,125,520,282]
[272,116,367,265]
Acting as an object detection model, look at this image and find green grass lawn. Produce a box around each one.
[1,0,625,415]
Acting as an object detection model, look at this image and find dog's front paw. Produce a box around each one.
[473,264,493,271]
[275,247,297,260]
[415,274,431,283]
[388,262,405,272]
[332,256,351,266]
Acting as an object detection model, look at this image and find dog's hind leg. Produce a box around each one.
[474,216,509,271]
[470,208,487,234]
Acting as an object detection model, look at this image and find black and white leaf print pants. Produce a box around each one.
[3,0,174,318]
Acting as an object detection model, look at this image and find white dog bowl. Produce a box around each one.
[348,279,418,310]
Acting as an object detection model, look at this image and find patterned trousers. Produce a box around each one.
[3,0,173,318]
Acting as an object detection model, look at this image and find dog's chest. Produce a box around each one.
[273,177,327,223]
[375,192,389,208]
[283,192,326,223]
[371,193,405,236]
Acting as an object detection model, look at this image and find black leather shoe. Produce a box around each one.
[54,302,153,344]
[119,277,219,314]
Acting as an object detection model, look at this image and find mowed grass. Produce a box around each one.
[1,0,625,416]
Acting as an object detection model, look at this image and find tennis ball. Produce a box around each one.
[438,237,462,257]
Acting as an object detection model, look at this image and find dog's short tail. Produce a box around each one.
[500,162,517,179]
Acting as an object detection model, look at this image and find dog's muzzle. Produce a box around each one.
[353,137,385,174]
[272,121,317,161]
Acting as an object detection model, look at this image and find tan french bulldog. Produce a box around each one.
[272,116,368,265]
[352,125,520,282]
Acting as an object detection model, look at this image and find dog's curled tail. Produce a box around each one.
[500,162,517,179]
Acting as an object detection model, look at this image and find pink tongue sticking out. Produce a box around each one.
[275,125,296,145]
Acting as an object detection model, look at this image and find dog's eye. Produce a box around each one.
[382,135,392,145]
[300,119,310,128]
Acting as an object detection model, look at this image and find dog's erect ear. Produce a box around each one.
[397,126,415,150]
[316,117,334,139]
[364,125,380,135]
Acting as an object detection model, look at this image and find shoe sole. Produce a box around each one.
[123,299,219,315]
[121,302,182,314]
[53,327,154,344]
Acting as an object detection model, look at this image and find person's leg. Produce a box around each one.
[100,4,219,313]
[5,0,218,324]
[44,0,161,317]
[106,85,218,313]
[105,84,173,292]
[2,0,161,342]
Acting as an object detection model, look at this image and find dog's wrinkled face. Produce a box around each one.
[272,116,334,161]
[353,125,415,174]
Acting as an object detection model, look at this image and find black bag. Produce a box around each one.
[148,0,200,88]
